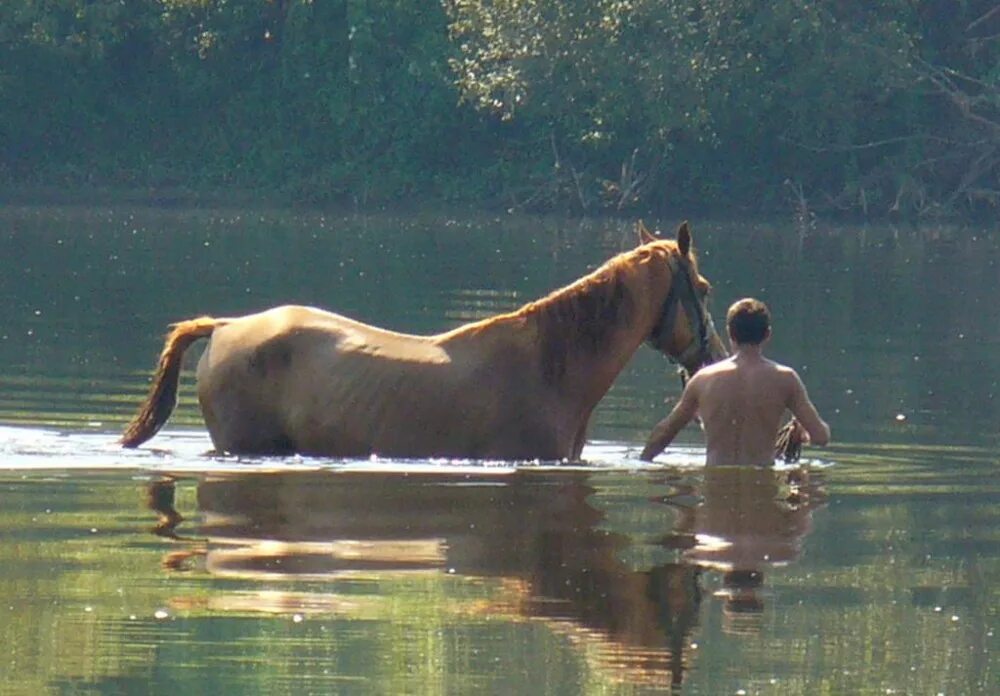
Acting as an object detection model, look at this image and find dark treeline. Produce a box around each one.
[1,1,997,218]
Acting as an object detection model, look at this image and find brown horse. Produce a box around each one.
[121,221,726,460]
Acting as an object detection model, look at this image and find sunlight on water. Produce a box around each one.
[0,424,716,473]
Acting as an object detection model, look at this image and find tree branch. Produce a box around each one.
[967,6,1000,34]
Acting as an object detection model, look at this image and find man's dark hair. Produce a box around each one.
[726,298,771,345]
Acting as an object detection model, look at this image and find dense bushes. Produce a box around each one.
[1,1,996,217]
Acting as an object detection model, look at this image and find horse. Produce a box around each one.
[120,221,727,460]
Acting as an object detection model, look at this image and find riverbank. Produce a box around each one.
[3,182,997,233]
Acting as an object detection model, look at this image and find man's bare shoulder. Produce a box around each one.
[761,358,800,378]
[775,361,808,386]
[766,361,809,402]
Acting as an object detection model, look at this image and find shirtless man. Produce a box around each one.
[640,298,829,465]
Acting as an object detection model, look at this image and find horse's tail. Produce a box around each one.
[121,316,223,448]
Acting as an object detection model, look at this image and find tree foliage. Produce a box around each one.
[447,0,998,215]
[0,1,996,217]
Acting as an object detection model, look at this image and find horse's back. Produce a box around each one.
[193,305,489,456]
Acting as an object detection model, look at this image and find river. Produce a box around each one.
[0,205,996,694]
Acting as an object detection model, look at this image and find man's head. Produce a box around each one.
[726,298,771,346]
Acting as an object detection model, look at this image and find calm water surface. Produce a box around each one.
[0,205,997,694]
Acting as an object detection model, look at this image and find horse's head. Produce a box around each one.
[638,221,728,374]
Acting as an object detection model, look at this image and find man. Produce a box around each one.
[641,297,829,465]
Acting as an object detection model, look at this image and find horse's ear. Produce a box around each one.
[636,220,658,246]
[676,221,692,257]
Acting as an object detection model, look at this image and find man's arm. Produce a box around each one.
[640,379,700,461]
[787,372,830,446]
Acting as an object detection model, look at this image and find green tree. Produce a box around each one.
[445,0,997,216]
[0,1,995,216]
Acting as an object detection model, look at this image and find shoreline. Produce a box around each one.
[1,183,996,232]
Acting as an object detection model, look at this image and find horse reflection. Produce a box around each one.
[147,471,702,687]
[145,466,825,685]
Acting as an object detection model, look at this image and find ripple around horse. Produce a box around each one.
[121,221,727,460]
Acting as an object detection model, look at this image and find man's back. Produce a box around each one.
[693,355,800,466]
[639,297,829,464]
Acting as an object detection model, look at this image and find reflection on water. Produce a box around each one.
[0,437,996,693]
[671,467,826,636]
[139,466,826,689]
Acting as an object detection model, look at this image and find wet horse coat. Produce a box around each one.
[121,222,726,459]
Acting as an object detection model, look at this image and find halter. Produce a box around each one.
[647,254,711,367]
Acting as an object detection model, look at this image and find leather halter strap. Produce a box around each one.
[648,254,711,367]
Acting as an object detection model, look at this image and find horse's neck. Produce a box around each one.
[445,256,656,407]
[445,307,642,404]
[560,327,645,405]
[527,281,649,407]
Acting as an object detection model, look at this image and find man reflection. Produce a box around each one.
[672,466,826,634]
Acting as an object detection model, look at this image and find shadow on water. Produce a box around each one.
[145,464,826,689]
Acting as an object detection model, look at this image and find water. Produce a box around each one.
[0,205,997,694]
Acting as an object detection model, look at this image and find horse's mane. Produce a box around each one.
[450,239,691,382]
[520,241,683,382]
